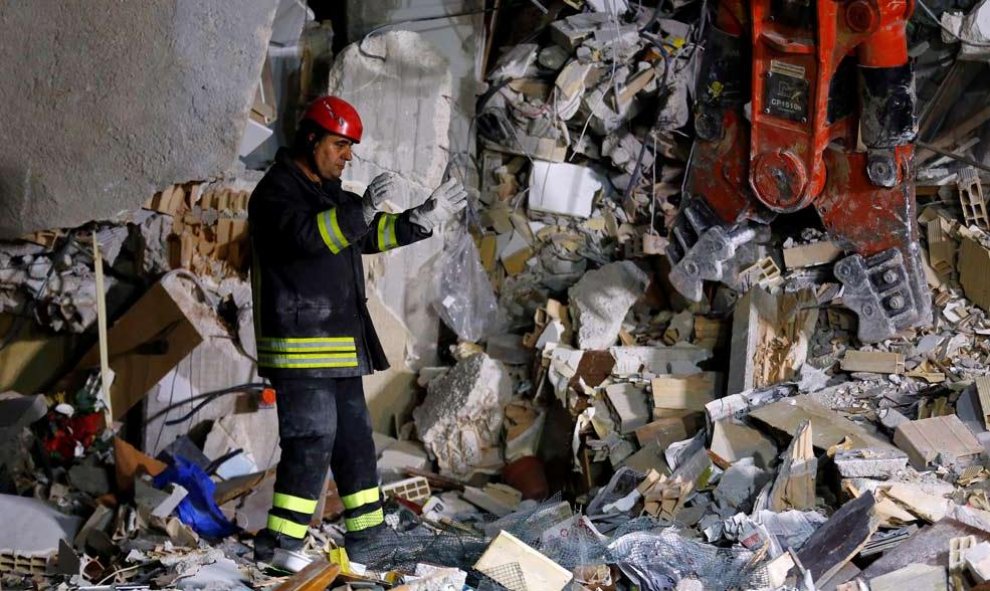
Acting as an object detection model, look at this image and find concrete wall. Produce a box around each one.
[329,4,485,432]
[0,0,278,238]
[345,0,484,167]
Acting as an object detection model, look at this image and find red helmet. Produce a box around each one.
[302,96,363,143]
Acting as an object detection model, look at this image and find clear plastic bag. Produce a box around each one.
[432,229,499,343]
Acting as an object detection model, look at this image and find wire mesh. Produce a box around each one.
[483,493,570,545]
[606,528,771,590]
[351,527,489,573]
[476,561,529,591]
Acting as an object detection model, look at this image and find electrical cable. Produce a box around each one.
[917,140,990,174]
[145,382,268,426]
[915,0,990,48]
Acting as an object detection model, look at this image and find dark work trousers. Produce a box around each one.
[265,376,383,546]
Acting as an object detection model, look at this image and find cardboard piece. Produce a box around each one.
[113,437,167,495]
[474,530,572,591]
[77,282,204,420]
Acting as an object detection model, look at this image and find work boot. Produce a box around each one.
[253,529,305,564]
[343,523,392,566]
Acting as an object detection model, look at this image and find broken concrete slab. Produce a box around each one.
[0,494,82,575]
[709,419,778,470]
[0,1,279,238]
[834,448,910,479]
[570,261,649,350]
[610,344,711,376]
[0,392,47,443]
[893,415,983,470]
[749,395,897,452]
[941,0,990,62]
[413,353,512,477]
[862,519,990,579]
[604,383,650,434]
[967,540,990,583]
[869,563,947,591]
[714,457,769,512]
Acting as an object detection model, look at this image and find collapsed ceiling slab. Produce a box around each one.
[0,0,278,239]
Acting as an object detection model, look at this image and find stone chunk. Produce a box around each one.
[834,448,910,479]
[413,353,512,478]
[569,261,649,350]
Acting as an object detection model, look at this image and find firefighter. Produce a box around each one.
[249,95,468,568]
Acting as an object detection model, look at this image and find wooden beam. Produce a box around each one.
[275,560,340,591]
[840,350,905,374]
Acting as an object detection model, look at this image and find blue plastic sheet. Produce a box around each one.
[154,454,239,538]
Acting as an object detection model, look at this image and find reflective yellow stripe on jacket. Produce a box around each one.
[316,208,350,254]
[257,336,359,369]
[376,213,399,252]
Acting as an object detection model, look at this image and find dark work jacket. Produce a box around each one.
[249,149,431,379]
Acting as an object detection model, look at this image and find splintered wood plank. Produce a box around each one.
[769,420,816,511]
[977,377,990,430]
[840,350,905,374]
[275,560,340,591]
[797,492,877,585]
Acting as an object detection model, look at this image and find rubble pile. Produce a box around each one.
[0,0,990,590]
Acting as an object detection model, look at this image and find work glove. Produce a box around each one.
[362,172,398,225]
[410,178,469,232]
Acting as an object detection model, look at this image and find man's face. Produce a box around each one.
[312,133,353,181]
